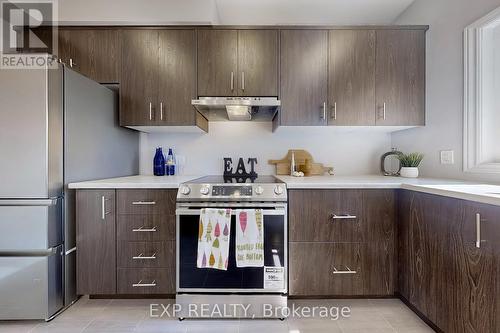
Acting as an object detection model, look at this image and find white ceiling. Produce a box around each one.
[57,0,416,25]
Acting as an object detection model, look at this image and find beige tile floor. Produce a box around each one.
[0,297,434,333]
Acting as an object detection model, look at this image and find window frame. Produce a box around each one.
[464,6,500,173]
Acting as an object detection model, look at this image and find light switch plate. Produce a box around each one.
[440,150,454,165]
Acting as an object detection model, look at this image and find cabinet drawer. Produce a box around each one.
[289,190,362,242]
[290,242,394,296]
[290,242,363,296]
[117,215,175,241]
[117,241,174,268]
[117,268,174,294]
[117,190,176,215]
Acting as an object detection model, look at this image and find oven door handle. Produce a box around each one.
[176,208,286,216]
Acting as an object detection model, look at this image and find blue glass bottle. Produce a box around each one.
[153,147,165,176]
[166,148,175,176]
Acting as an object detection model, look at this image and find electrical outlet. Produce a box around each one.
[440,150,454,165]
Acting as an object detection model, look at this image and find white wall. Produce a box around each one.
[139,123,391,176]
[57,0,412,25]
[57,0,220,25]
[391,0,500,182]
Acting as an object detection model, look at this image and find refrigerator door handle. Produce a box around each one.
[0,247,59,257]
[0,199,58,206]
[65,247,76,255]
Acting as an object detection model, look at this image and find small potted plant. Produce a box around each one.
[397,152,424,178]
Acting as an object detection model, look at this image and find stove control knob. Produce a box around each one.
[274,185,284,195]
[180,185,191,195]
[200,186,210,195]
[255,186,264,195]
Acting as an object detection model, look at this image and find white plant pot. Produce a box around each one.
[400,167,419,178]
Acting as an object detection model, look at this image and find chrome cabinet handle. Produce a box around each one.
[331,214,357,220]
[320,102,326,120]
[241,71,245,91]
[101,196,110,220]
[132,253,157,260]
[149,102,153,121]
[230,72,234,91]
[160,102,164,121]
[476,213,482,248]
[333,266,357,274]
[132,280,156,287]
[383,102,387,120]
[332,102,337,120]
[132,226,157,232]
[69,58,76,68]
[132,201,156,205]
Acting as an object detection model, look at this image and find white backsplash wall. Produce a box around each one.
[139,122,391,176]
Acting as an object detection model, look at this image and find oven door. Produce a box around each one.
[176,203,287,294]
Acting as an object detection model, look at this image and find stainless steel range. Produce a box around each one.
[176,175,287,319]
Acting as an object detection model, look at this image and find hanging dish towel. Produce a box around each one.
[197,208,231,270]
[236,209,264,267]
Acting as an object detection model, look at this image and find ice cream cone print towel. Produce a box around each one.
[236,209,264,267]
[197,208,231,270]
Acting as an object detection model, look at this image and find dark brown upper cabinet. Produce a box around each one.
[58,29,121,83]
[375,30,425,126]
[121,29,202,128]
[197,30,238,97]
[121,30,159,126]
[158,29,197,125]
[237,30,278,96]
[328,30,376,125]
[197,29,278,97]
[280,30,328,126]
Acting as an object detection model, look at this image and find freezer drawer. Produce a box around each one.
[0,199,62,251]
[0,245,64,320]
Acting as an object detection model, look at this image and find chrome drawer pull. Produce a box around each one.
[132,201,156,205]
[132,226,157,232]
[331,214,357,220]
[475,213,487,248]
[333,266,357,274]
[132,253,157,260]
[101,196,111,220]
[132,280,156,287]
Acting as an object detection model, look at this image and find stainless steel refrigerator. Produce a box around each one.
[0,64,139,320]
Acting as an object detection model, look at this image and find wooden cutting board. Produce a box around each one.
[268,149,333,176]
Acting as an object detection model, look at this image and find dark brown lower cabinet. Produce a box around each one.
[117,268,175,294]
[76,190,116,295]
[289,189,396,297]
[290,242,394,296]
[76,189,177,296]
[398,190,499,332]
[290,242,362,296]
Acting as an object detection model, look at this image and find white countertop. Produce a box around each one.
[68,175,202,189]
[275,175,465,189]
[68,174,500,207]
[277,175,500,206]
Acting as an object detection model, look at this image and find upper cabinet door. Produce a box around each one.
[328,30,376,125]
[237,30,278,96]
[58,29,121,83]
[280,30,328,126]
[158,29,197,125]
[375,30,425,126]
[197,30,238,97]
[120,30,159,126]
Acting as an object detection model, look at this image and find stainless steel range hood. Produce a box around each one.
[192,97,281,121]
